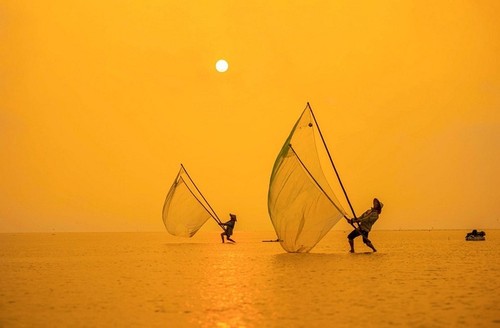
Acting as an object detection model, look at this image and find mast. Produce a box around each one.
[306,103,358,219]
[180,164,224,228]
[289,145,348,217]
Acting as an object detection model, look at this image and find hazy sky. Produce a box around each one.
[1,1,499,232]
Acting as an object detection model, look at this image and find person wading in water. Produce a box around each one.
[347,198,383,253]
[220,213,237,243]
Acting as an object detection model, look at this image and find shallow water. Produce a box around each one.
[1,230,499,327]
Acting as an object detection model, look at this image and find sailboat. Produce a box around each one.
[162,164,224,237]
[267,102,358,253]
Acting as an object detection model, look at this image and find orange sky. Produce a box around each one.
[1,1,499,232]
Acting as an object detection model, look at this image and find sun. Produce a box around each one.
[215,59,229,73]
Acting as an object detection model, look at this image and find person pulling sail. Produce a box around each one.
[347,198,383,253]
[220,213,237,243]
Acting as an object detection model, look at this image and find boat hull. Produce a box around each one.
[465,235,485,241]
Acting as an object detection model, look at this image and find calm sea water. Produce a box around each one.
[1,230,499,327]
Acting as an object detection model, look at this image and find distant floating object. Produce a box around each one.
[465,229,485,241]
[215,59,229,73]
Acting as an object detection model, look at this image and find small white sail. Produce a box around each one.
[162,164,221,237]
[268,103,349,252]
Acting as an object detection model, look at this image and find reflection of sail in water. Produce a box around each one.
[162,164,223,237]
[268,103,352,253]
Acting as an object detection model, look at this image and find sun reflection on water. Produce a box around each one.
[186,245,264,328]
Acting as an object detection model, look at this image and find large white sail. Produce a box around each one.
[268,103,349,253]
[162,164,221,237]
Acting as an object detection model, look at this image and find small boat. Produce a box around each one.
[465,230,485,241]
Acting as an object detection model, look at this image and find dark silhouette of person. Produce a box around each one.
[220,213,237,243]
[347,198,383,253]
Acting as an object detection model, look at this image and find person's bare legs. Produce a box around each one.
[364,239,377,252]
[348,239,355,253]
